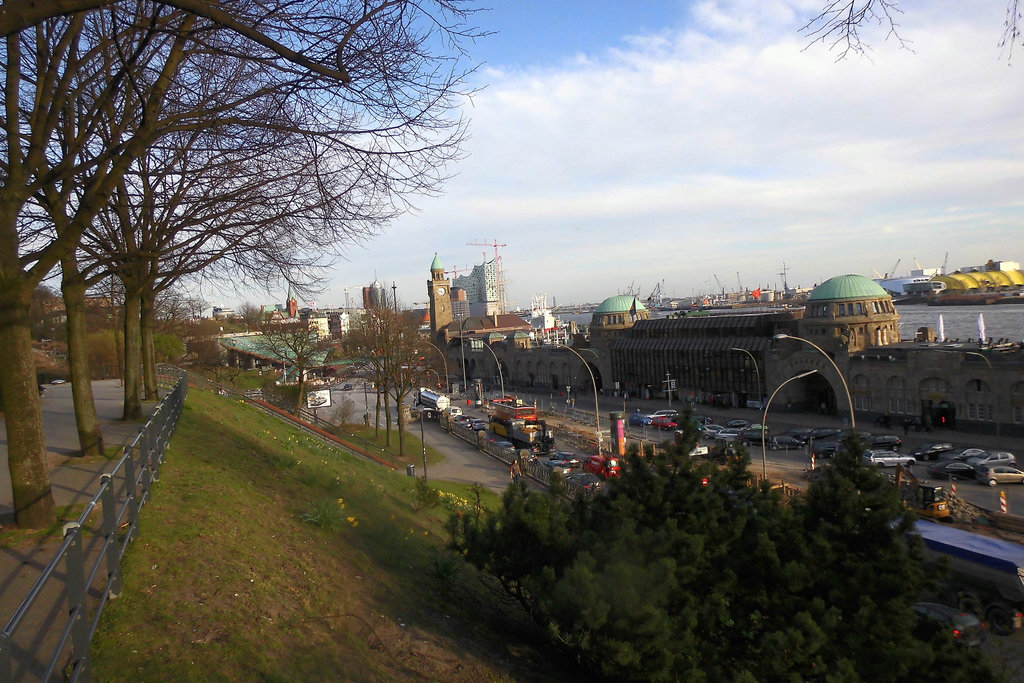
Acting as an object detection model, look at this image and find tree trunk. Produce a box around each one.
[122,289,144,420]
[140,289,158,401]
[60,254,105,456]
[374,390,381,438]
[295,371,305,417]
[382,392,392,447]
[0,283,56,528]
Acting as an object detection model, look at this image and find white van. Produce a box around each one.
[446,406,463,418]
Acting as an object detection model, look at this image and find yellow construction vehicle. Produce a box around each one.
[895,464,951,520]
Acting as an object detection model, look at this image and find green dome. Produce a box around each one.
[430,253,444,271]
[595,295,648,314]
[807,274,890,302]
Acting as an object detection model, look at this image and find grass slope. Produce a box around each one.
[92,389,582,681]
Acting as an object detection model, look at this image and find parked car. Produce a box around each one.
[568,472,604,491]
[342,383,353,391]
[715,430,741,442]
[867,434,902,451]
[50,378,67,385]
[926,461,977,481]
[702,424,725,439]
[909,442,955,461]
[811,441,842,458]
[649,409,679,419]
[785,428,815,444]
[862,449,916,467]
[976,465,1024,487]
[769,435,804,451]
[913,602,986,647]
[808,428,843,441]
[651,415,679,430]
[965,451,1016,470]
[940,448,988,462]
[628,411,653,426]
[726,419,750,429]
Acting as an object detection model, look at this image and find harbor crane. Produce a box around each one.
[645,280,664,307]
[713,274,725,296]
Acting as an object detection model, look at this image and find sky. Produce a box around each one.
[218,0,1024,311]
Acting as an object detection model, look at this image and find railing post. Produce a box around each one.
[63,522,92,682]
[99,474,123,599]
[124,445,141,540]
[0,630,11,683]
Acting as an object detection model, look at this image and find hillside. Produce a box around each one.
[91,389,585,681]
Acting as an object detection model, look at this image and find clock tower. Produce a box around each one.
[428,253,453,336]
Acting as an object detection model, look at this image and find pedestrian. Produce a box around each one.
[510,458,522,484]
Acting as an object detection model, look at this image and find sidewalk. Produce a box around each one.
[0,380,156,521]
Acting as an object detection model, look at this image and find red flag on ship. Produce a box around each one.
[752,287,762,299]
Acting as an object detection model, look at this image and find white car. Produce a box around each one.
[649,409,679,419]
[862,450,916,468]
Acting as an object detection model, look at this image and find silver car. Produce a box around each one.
[862,449,916,468]
[976,465,1024,487]
[965,451,1016,470]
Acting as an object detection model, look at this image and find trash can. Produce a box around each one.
[406,464,415,477]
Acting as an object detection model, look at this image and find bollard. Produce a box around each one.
[1001,490,1008,514]
[407,464,415,477]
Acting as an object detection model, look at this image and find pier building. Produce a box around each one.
[427,259,1024,437]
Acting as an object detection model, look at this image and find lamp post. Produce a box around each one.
[962,350,995,440]
[761,369,818,480]
[458,317,468,396]
[730,347,762,408]
[773,333,855,429]
[424,340,451,394]
[480,341,505,399]
[419,409,428,481]
[557,344,602,452]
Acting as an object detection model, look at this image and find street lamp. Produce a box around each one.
[480,340,505,399]
[773,333,855,429]
[423,340,451,394]
[556,344,602,452]
[958,350,999,440]
[761,369,818,480]
[730,347,762,408]
[458,317,468,396]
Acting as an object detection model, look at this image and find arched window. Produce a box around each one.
[852,374,871,411]
[887,376,911,414]
[965,379,993,422]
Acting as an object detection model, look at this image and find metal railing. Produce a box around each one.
[0,368,188,682]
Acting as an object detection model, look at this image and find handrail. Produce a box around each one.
[1,367,187,682]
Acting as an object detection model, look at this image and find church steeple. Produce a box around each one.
[430,253,445,280]
[286,283,298,318]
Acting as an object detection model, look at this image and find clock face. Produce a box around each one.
[436,286,446,296]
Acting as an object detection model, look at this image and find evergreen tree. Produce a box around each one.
[451,424,1000,681]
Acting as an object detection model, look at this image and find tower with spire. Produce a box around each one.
[428,253,453,336]
[286,283,298,318]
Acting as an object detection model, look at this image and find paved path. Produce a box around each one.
[0,380,155,521]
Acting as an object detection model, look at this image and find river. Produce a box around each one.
[555,304,1024,342]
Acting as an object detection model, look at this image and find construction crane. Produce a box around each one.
[713,274,725,296]
[467,239,508,314]
[645,279,664,307]
[778,263,789,294]
[445,264,472,279]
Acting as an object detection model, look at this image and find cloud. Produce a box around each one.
[269,2,1024,313]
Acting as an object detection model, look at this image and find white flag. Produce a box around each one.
[978,313,986,344]
[937,314,945,342]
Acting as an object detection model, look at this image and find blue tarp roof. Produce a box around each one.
[915,520,1024,575]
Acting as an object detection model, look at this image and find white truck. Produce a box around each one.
[417,387,450,412]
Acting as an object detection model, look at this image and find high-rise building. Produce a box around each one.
[362,280,385,309]
[452,259,500,314]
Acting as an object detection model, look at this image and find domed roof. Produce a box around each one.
[807,274,889,302]
[430,252,444,271]
[595,295,648,314]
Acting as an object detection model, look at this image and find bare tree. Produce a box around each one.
[803,1,1022,59]
[260,320,328,415]
[2,1,482,527]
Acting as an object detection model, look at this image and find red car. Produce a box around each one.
[651,415,678,430]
